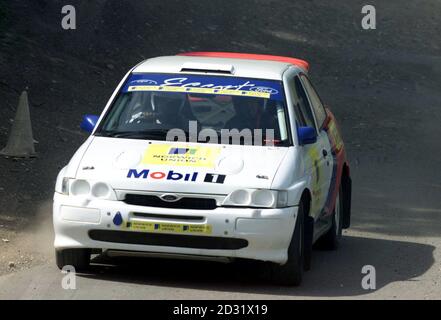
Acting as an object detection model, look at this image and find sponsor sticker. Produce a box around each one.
[128,85,271,98]
[307,147,323,212]
[122,73,285,101]
[142,145,221,168]
[327,120,343,152]
[129,221,212,234]
[127,168,199,181]
[126,169,226,184]
[204,173,226,184]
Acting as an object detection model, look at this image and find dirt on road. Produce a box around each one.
[0,0,440,298]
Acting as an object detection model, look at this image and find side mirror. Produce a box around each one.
[80,115,99,133]
[297,126,317,145]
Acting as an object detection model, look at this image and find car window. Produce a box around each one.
[96,73,292,146]
[300,75,327,129]
[290,76,317,130]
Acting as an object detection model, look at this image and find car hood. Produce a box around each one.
[76,137,290,194]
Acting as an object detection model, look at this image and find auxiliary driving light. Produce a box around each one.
[70,179,90,196]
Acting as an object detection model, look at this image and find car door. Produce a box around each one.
[290,75,332,220]
[299,74,334,216]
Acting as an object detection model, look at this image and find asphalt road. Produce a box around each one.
[0,0,440,299]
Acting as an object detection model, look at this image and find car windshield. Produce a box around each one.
[96,73,291,146]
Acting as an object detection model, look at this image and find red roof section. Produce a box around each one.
[177,52,309,71]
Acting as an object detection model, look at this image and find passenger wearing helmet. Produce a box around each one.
[225,96,263,131]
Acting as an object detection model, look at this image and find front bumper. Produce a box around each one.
[53,193,298,264]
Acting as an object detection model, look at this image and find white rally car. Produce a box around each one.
[54,52,351,285]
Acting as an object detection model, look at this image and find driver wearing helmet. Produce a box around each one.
[152,92,187,127]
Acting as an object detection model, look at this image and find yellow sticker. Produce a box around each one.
[307,147,323,213]
[328,120,343,151]
[127,85,270,98]
[129,221,212,235]
[142,144,221,168]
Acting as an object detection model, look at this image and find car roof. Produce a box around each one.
[179,52,309,71]
[132,52,309,80]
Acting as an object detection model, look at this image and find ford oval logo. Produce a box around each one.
[249,86,279,95]
[160,194,179,202]
[131,79,157,85]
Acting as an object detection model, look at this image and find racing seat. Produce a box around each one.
[261,100,282,143]
[225,96,262,131]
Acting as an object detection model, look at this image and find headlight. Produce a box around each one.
[223,189,288,208]
[252,190,275,207]
[91,182,111,198]
[55,177,116,200]
[55,177,71,195]
[70,179,91,196]
[55,166,70,195]
[230,190,252,205]
[276,190,288,208]
[61,177,70,195]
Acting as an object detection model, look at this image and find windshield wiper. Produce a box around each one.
[97,129,228,144]
[96,129,171,139]
[96,129,205,142]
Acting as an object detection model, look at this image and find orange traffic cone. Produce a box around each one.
[0,90,36,157]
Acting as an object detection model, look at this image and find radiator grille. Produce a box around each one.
[123,194,217,210]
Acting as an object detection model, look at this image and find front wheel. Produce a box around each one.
[55,248,91,271]
[270,201,305,286]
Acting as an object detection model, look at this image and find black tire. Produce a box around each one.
[316,185,343,250]
[55,248,91,271]
[303,215,314,271]
[270,201,305,286]
[342,175,352,229]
